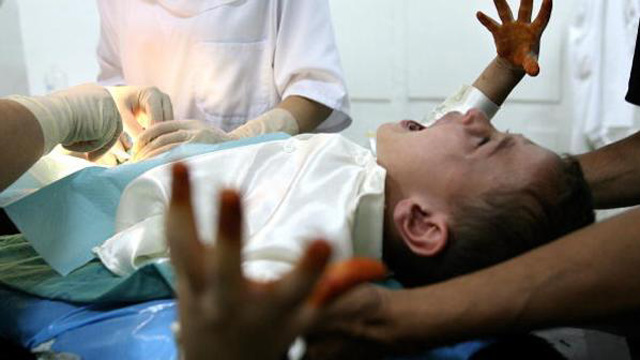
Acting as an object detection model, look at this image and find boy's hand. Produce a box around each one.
[477,0,552,76]
[167,163,386,360]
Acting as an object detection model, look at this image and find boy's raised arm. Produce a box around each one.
[472,0,552,105]
[426,0,552,124]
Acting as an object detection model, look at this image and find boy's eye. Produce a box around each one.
[477,137,491,147]
[408,121,425,131]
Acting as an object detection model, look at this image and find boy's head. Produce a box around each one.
[377,109,595,286]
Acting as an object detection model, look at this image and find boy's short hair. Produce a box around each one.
[391,156,595,287]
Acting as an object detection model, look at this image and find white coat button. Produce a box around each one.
[283,143,296,153]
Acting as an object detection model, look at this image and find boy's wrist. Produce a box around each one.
[494,57,526,78]
[472,57,526,106]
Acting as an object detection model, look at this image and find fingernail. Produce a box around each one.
[171,163,190,201]
[302,240,332,272]
[218,189,242,242]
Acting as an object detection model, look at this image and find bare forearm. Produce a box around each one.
[0,100,44,192]
[384,209,640,348]
[472,57,525,106]
[578,131,640,209]
[277,96,332,133]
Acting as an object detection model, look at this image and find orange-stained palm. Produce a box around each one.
[477,0,553,76]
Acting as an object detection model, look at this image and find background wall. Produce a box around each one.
[0,0,100,96]
[0,0,637,155]
[330,0,577,153]
[0,0,29,96]
[0,0,580,153]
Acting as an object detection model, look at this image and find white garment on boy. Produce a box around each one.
[96,134,386,280]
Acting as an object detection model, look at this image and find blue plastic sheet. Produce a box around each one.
[0,285,491,360]
[0,287,178,359]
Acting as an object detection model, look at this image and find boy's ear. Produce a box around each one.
[393,198,449,257]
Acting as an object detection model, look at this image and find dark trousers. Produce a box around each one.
[627,23,640,106]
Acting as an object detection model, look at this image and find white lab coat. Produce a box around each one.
[569,0,640,151]
[96,0,351,133]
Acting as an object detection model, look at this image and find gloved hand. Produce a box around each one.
[134,108,300,162]
[107,86,173,138]
[133,120,235,162]
[6,84,123,158]
[229,108,299,139]
[477,0,552,76]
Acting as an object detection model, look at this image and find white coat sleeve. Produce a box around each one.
[96,0,126,86]
[274,0,351,132]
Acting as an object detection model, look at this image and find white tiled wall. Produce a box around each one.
[3,0,101,96]
[0,0,28,96]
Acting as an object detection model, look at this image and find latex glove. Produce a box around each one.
[168,163,387,360]
[107,86,173,138]
[477,0,552,76]
[64,133,132,165]
[5,84,122,158]
[133,120,234,162]
[230,108,299,139]
[135,108,299,161]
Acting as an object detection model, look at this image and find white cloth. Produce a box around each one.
[422,85,500,125]
[569,0,640,150]
[96,0,351,133]
[95,134,386,280]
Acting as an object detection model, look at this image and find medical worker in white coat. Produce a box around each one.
[97,0,350,161]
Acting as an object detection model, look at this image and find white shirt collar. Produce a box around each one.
[351,162,386,260]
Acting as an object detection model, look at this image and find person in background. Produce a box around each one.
[96,0,350,161]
